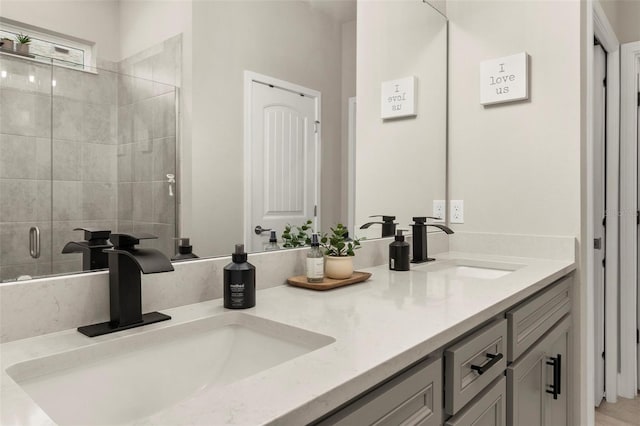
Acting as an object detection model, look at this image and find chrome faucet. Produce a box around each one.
[359,215,397,238]
[410,217,454,263]
[62,227,112,271]
[77,233,174,337]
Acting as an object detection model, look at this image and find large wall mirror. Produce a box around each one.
[0,0,446,283]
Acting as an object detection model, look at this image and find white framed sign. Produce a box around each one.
[480,52,529,105]
[381,76,416,119]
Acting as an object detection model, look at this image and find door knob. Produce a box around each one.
[254,226,272,235]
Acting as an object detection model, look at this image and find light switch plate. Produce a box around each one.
[432,200,445,222]
[450,200,464,223]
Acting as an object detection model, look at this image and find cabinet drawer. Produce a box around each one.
[506,275,571,362]
[445,376,506,426]
[444,319,507,416]
[317,357,442,426]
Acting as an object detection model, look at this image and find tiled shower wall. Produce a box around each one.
[0,56,120,280]
[0,56,54,280]
[116,35,180,257]
[0,35,180,281]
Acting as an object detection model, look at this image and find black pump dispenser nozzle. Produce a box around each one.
[232,244,248,263]
[269,231,277,243]
[172,237,199,261]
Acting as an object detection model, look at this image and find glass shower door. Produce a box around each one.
[0,55,53,282]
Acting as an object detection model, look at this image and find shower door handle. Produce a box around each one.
[29,226,41,259]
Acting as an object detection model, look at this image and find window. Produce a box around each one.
[0,18,95,72]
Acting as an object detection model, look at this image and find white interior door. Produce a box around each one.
[247,80,318,252]
[593,43,607,407]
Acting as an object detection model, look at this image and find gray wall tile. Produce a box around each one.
[133,97,154,141]
[0,179,51,222]
[133,140,153,182]
[82,143,116,182]
[117,182,133,219]
[152,92,176,139]
[117,143,133,182]
[0,134,36,179]
[82,182,116,221]
[83,103,117,144]
[132,182,152,221]
[52,97,83,141]
[152,181,176,224]
[0,88,51,138]
[52,181,82,221]
[52,139,81,181]
[0,56,52,95]
[152,137,176,181]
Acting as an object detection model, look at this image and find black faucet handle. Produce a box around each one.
[412,216,441,224]
[110,233,158,249]
[369,215,396,222]
[73,227,111,242]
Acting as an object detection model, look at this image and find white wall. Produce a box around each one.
[446,0,584,421]
[191,0,345,256]
[599,0,640,43]
[0,0,120,62]
[355,0,447,239]
[447,0,581,237]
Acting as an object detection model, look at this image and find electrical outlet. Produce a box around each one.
[450,200,464,223]
[432,200,445,222]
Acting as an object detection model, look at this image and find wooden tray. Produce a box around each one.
[287,271,372,291]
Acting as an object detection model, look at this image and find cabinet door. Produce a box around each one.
[545,323,569,426]
[444,376,506,426]
[507,315,571,426]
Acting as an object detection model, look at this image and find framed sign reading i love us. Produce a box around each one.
[480,52,529,105]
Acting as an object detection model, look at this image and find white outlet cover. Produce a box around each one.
[432,200,445,222]
[450,200,464,224]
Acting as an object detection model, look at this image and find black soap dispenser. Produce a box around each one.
[389,230,410,271]
[224,244,256,309]
[171,237,199,261]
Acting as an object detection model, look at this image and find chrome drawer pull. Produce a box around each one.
[470,353,503,375]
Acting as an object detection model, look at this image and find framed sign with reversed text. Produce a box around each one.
[381,76,417,119]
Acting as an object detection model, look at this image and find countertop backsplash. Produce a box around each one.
[0,233,449,342]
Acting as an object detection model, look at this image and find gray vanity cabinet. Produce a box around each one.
[444,376,506,426]
[315,356,442,426]
[506,315,571,426]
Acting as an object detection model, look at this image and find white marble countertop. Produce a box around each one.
[0,251,575,426]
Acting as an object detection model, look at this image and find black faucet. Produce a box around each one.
[77,233,174,337]
[360,215,397,238]
[410,217,454,263]
[62,228,112,271]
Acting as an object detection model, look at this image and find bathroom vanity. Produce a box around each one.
[0,248,575,426]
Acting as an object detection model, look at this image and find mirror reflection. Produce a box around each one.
[0,0,446,283]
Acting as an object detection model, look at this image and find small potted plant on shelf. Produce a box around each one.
[281,219,313,248]
[15,34,31,55]
[321,223,361,279]
[0,37,15,52]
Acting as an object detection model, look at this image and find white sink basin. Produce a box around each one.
[5,312,334,425]
[422,259,523,279]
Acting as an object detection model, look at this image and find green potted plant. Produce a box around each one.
[281,219,313,248]
[0,37,14,52]
[320,223,361,279]
[15,34,31,55]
